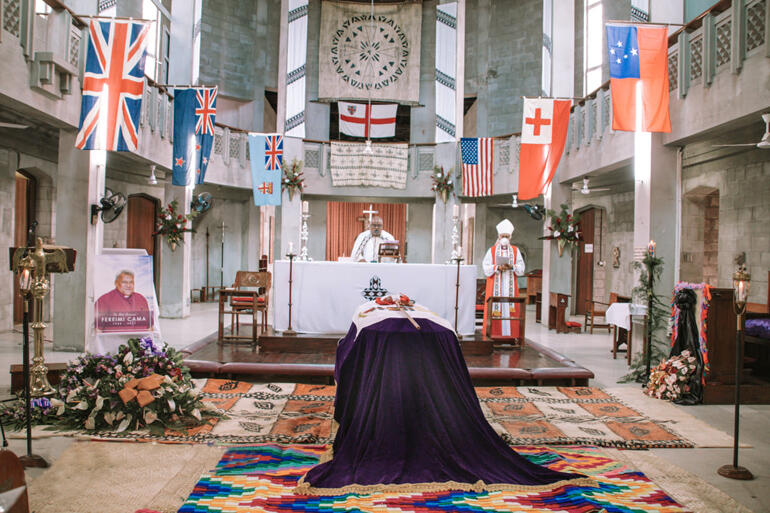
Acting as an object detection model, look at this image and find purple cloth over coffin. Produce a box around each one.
[746,318,770,340]
[302,317,584,490]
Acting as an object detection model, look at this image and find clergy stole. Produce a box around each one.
[484,243,521,339]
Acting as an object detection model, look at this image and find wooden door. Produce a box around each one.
[574,208,595,315]
[13,172,36,324]
[127,194,160,293]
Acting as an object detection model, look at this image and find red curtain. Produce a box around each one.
[325,202,407,261]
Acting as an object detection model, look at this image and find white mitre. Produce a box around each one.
[496,219,514,236]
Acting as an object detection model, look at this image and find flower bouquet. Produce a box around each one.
[154,200,197,251]
[282,159,304,201]
[645,350,698,401]
[431,166,454,203]
[540,203,581,256]
[1,337,219,433]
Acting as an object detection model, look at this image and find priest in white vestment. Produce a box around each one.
[482,219,525,338]
[351,216,395,262]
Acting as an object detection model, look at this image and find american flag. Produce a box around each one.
[264,135,283,171]
[75,20,150,151]
[194,87,217,135]
[461,137,494,197]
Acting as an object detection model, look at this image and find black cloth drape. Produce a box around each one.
[670,288,704,405]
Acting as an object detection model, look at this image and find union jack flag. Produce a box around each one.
[265,135,283,171]
[76,20,150,152]
[195,87,217,135]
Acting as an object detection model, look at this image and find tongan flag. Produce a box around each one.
[172,87,217,186]
[461,137,493,197]
[518,98,571,200]
[76,20,150,151]
[338,101,397,138]
[606,24,671,132]
[248,133,283,206]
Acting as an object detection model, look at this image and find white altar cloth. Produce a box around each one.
[606,303,648,331]
[272,261,477,335]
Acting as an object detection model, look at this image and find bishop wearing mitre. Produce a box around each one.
[351,216,395,262]
[482,219,525,338]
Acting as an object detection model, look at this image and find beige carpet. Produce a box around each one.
[27,440,755,513]
[27,441,224,513]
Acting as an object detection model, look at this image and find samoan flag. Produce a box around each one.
[172,87,217,186]
[75,20,150,151]
[248,133,283,206]
[606,24,670,132]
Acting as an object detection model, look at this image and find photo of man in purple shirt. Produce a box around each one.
[95,270,153,332]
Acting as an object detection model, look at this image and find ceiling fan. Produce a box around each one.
[572,177,611,195]
[713,113,770,150]
[489,194,546,220]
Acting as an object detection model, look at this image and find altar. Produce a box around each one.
[272,260,477,335]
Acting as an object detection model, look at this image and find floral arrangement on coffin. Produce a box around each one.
[540,203,581,256]
[431,166,454,203]
[645,350,698,401]
[1,337,219,433]
[154,200,198,251]
[282,159,304,201]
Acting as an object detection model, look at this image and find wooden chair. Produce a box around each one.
[549,292,579,333]
[535,291,542,323]
[584,292,619,334]
[483,295,526,345]
[475,278,487,326]
[229,271,271,336]
[525,270,542,305]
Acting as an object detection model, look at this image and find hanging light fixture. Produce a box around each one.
[148,165,158,185]
[511,193,518,208]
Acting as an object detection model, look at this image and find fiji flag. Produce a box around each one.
[606,24,671,132]
[248,133,283,206]
[172,87,217,186]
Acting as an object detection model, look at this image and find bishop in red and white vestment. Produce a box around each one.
[482,219,525,338]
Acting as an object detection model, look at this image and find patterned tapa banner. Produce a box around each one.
[435,3,457,142]
[330,142,408,189]
[318,1,422,104]
[285,0,308,137]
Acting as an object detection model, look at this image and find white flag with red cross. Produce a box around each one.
[338,101,397,139]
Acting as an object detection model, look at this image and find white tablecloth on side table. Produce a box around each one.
[272,260,477,335]
[605,303,648,331]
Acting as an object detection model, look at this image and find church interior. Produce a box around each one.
[0,0,769,511]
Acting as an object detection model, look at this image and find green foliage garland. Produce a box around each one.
[619,250,670,383]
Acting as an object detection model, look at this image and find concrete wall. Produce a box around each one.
[0,150,15,330]
[465,0,542,137]
[199,0,280,130]
[406,201,434,263]
[681,148,770,305]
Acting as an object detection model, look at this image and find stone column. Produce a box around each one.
[52,131,105,351]
[159,183,193,318]
[649,136,679,299]
[431,193,462,264]
[0,150,16,332]
[242,201,261,269]
[542,0,574,323]
[275,0,289,134]
[279,189,302,257]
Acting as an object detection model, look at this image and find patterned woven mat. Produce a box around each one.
[177,444,690,513]
[85,380,707,449]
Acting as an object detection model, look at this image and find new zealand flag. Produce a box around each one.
[172,87,217,186]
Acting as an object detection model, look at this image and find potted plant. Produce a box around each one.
[155,200,197,251]
[431,165,454,203]
[540,204,581,256]
[282,159,304,201]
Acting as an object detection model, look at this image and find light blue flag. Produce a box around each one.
[248,133,283,206]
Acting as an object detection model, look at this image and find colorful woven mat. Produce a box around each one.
[177,444,688,513]
[91,380,693,449]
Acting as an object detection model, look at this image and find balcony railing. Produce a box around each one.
[566,0,767,154]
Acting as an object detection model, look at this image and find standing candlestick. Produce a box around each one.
[452,255,464,339]
[298,213,312,261]
[284,252,297,336]
[447,212,461,263]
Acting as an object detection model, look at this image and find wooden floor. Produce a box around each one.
[182,325,594,386]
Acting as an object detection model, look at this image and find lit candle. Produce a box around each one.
[648,240,656,256]
[288,242,294,254]
[302,200,309,214]
[452,204,459,218]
